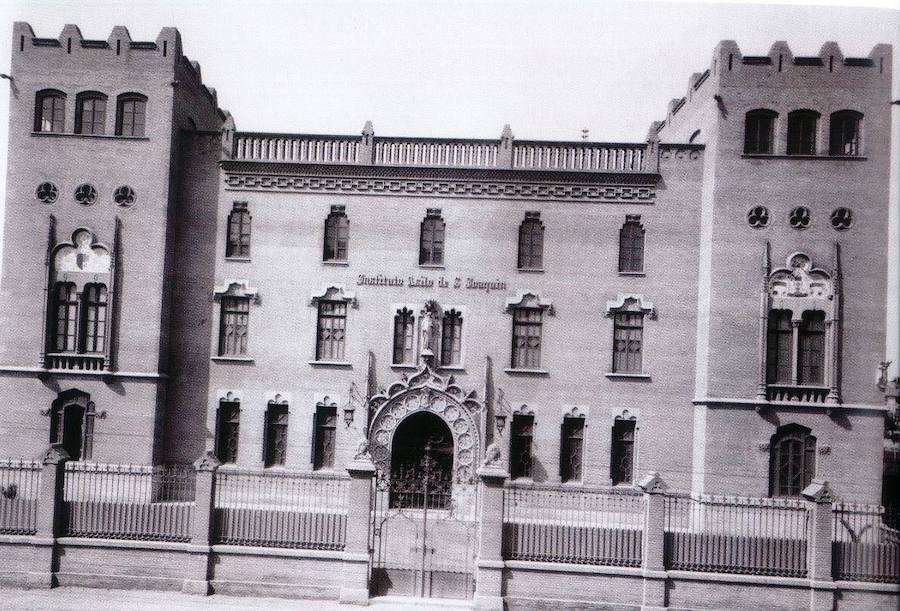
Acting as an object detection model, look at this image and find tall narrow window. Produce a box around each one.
[517,212,544,270]
[560,417,584,483]
[798,311,826,385]
[50,402,86,460]
[766,309,794,384]
[79,283,108,353]
[52,282,79,352]
[510,414,534,480]
[313,405,337,470]
[770,424,816,497]
[115,93,147,137]
[744,109,777,154]
[613,311,644,373]
[215,401,240,464]
[611,420,636,485]
[226,202,251,258]
[419,209,445,265]
[219,297,250,356]
[316,301,347,361]
[787,110,820,155]
[74,92,107,135]
[440,309,463,367]
[393,307,415,365]
[35,90,66,133]
[618,215,645,273]
[323,205,349,262]
[829,110,862,156]
[264,403,289,467]
[511,308,542,369]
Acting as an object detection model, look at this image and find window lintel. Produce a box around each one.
[505,291,553,315]
[309,285,357,308]
[605,293,656,318]
[561,404,588,419]
[212,279,259,302]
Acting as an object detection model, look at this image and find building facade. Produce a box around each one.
[0,23,896,608]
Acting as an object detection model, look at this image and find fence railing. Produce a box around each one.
[664,494,809,577]
[502,483,644,567]
[213,467,348,551]
[0,459,42,535]
[62,462,195,542]
[513,142,646,172]
[832,503,900,583]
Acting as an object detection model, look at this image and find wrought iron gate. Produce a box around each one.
[369,444,479,599]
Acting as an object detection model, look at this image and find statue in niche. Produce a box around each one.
[420,300,440,364]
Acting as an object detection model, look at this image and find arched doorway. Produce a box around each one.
[389,412,453,509]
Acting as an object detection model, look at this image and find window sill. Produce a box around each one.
[31,131,150,141]
[225,256,251,263]
[211,356,254,363]
[418,263,445,270]
[605,372,651,380]
[517,268,544,274]
[618,271,646,277]
[504,367,549,376]
[308,360,353,368]
[322,260,349,266]
[438,364,466,372]
[390,363,418,370]
[741,153,867,161]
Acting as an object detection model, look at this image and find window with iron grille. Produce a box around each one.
[743,109,777,154]
[35,89,66,133]
[79,283,108,353]
[612,311,643,373]
[829,110,862,156]
[226,202,251,258]
[219,297,250,356]
[74,92,107,135]
[511,308,542,369]
[51,282,79,352]
[393,307,415,364]
[798,311,826,385]
[313,405,337,470]
[441,309,463,366]
[115,93,147,137]
[215,402,240,464]
[510,414,534,480]
[611,420,636,485]
[419,209,445,265]
[323,206,349,261]
[786,109,819,155]
[316,301,347,361]
[264,403,289,467]
[770,424,816,497]
[517,212,544,270]
[618,215,644,273]
[560,417,584,483]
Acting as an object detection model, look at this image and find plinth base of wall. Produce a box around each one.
[182,579,212,596]
[473,593,504,610]
[24,571,56,589]
[339,586,370,605]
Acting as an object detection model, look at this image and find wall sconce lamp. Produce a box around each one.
[495,413,507,435]
[343,405,355,427]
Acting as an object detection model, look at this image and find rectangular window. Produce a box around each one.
[744,111,775,154]
[316,301,347,361]
[611,420,635,485]
[798,311,826,385]
[440,309,463,366]
[76,96,106,135]
[612,312,643,373]
[38,93,66,133]
[618,217,645,273]
[80,284,108,353]
[393,308,415,364]
[323,207,349,261]
[560,417,584,483]
[117,97,146,137]
[766,310,793,384]
[264,404,289,467]
[219,297,250,356]
[215,402,240,464]
[511,308,542,369]
[510,414,534,480]
[53,282,79,352]
[226,202,251,258]
[517,213,544,270]
[829,112,861,156]
[313,405,337,470]
[419,211,445,265]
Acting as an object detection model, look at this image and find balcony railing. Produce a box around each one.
[46,353,105,371]
[766,384,830,404]
[234,134,360,164]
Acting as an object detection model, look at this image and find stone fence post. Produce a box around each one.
[474,463,508,611]
[182,451,220,595]
[637,471,668,611]
[801,479,836,611]
[340,451,376,605]
[28,445,69,587]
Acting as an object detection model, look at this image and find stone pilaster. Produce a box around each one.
[340,453,376,605]
[182,451,220,595]
[474,464,507,611]
[637,471,668,611]
[802,479,836,611]
[28,445,69,588]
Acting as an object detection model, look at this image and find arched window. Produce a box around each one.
[517,212,544,270]
[419,209,445,265]
[829,110,863,156]
[770,424,816,497]
[74,91,107,135]
[215,401,241,464]
[115,93,147,137]
[323,205,349,262]
[51,282,79,352]
[798,311,826,385]
[440,309,463,367]
[766,309,793,384]
[787,109,820,155]
[560,416,585,483]
[80,283,108,353]
[744,109,777,154]
[226,202,251,258]
[392,307,415,365]
[35,89,66,133]
[618,215,645,273]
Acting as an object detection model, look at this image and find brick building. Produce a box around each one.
[0,23,896,609]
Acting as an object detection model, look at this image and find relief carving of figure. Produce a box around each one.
[482,442,502,468]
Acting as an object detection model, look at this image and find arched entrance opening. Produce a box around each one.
[390,411,453,509]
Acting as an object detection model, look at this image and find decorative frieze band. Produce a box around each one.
[223,173,656,203]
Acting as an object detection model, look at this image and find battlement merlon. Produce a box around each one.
[655,40,893,143]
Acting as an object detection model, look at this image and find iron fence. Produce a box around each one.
[63,462,195,542]
[832,503,900,583]
[0,459,41,535]
[664,494,809,577]
[213,467,348,550]
[502,483,644,567]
